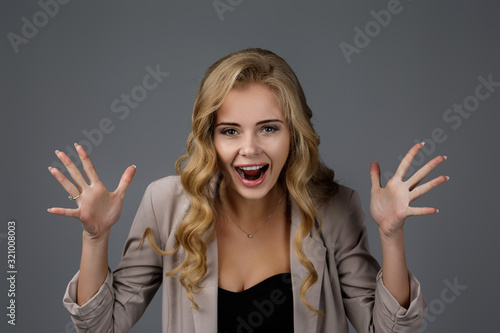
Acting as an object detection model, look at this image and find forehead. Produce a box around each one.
[215,83,284,122]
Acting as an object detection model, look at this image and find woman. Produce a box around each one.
[48,48,447,332]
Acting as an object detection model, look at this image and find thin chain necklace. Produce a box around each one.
[222,194,285,238]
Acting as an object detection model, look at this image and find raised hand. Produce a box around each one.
[48,143,136,239]
[369,142,449,238]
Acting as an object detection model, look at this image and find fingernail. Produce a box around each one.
[443,155,447,160]
[48,166,52,171]
[131,165,137,169]
[74,142,78,148]
[436,209,440,213]
[55,150,60,155]
[47,208,52,212]
[420,141,425,146]
[445,176,450,181]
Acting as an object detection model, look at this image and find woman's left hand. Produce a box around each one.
[369,142,449,238]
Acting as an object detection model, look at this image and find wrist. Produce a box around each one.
[379,227,405,247]
[82,229,110,244]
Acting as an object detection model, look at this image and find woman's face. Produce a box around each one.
[214,83,290,201]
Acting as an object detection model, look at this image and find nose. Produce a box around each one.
[239,133,261,158]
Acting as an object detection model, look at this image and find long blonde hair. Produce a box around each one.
[140,48,338,316]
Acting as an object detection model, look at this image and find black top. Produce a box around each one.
[217,272,294,333]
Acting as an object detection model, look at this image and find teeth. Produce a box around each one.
[236,165,267,180]
[239,165,264,171]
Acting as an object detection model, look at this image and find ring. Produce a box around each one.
[68,194,80,200]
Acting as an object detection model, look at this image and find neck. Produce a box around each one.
[218,179,285,229]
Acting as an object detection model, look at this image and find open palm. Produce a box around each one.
[369,142,449,237]
[48,143,136,239]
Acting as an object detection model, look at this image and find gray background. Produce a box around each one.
[1,0,499,332]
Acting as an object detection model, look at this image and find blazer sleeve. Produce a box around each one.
[62,181,164,332]
[334,188,427,332]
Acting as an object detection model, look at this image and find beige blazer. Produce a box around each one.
[63,176,427,332]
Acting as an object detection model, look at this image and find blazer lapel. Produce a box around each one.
[290,199,326,332]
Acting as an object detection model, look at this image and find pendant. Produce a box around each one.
[248,234,253,238]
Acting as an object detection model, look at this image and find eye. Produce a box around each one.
[221,128,238,136]
[261,125,278,134]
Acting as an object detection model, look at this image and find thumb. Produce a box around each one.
[115,165,137,198]
[370,161,381,191]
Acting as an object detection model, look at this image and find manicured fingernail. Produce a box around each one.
[55,150,60,155]
[445,176,450,181]
[443,155,447,160]
[48,166,52,171]
[435,209,439,213]
[131,165,137,169]
[420,141,425,146]
[74,142,78,148]
[47,208,52,212]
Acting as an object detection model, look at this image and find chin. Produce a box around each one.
[234,186,274,201]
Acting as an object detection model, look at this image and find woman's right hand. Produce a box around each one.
[48,143,136,239]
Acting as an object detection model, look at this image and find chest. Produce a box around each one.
[216,213,291,293]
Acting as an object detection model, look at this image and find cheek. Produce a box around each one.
[279,148,290,167]
[280,133,291,161]
[214,139,235,168]
[270,135,291,166]
[213,139,225,168]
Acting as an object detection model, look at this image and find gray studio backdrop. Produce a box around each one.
[1,0,499,332]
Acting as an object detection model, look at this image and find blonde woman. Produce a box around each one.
[49,48,447,332]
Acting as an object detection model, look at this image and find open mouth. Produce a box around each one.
[235,164,269,181]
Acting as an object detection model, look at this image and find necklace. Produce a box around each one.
[222,194,285,238]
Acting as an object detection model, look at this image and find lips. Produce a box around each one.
[234,164,269,187]
[235,164,268,180]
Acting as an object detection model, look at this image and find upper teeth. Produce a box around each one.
[239,166,264,170]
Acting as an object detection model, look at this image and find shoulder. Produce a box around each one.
[147,175,184,195]
[143,175,190,223]
[315,184,364,242]
[316,183,358,218]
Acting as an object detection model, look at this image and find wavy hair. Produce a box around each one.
[140,48,338,317]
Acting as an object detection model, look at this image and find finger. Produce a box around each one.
[48,166,81,199]
[407,155,447,190]
[47,207,79,219]
[74,143,100,184]
[114,165,137,199]
[395,142,425,181]
[409,175,449,203]
[55,149,88,191]
[370,161,381,191]
[407,206,439,216]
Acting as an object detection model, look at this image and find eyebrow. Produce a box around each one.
[214,119,285,127]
